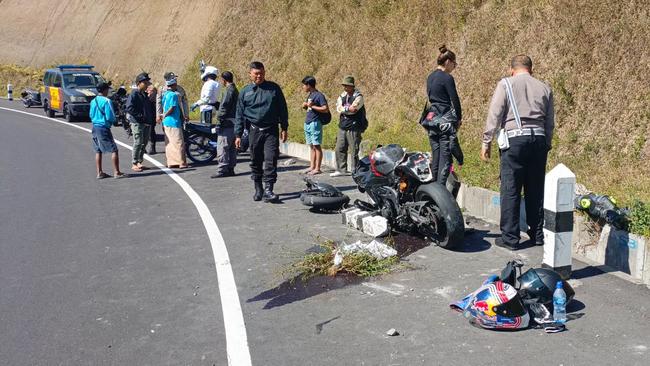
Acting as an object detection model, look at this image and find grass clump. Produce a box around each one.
[280,240,399,282]
[629,200,650,238]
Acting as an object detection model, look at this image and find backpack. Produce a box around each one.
[308,92,332,125]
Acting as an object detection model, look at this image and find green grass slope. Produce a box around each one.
[183,0,650,203]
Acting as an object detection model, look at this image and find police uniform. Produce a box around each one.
[483,72,555,247]
[235,80,288,201]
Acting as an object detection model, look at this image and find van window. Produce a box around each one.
[52,73,62,88]
[43,72,52,86]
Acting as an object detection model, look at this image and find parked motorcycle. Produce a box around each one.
[20,89,42,108]
[184,122,218,163]
[352,144,464,249]
[109,86,130,137]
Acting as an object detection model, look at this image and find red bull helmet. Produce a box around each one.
[451,277,529,330]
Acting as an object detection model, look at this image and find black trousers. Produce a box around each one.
[428,132,452,185]
[499,134,549,245]
[249,125,279,184]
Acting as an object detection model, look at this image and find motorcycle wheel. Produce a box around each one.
[185,133,217,163]
[300,190,350,211]
[415,183,464,250]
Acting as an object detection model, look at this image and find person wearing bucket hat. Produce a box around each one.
[160,77,188,169]
[191,65,221,125]
[156,71,190,126]
[126,72,153,172]
[332,75,368,177]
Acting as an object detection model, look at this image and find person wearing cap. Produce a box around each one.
[126,72,153,172]
[90,82,126,179]
[301,75,329,175]
[332,75,367,177]
[156,71,190,125]
[160,78,188,168]
[235,61,288,202]
[481,54,555,250]
[211,71,239,178]
[191,66,221,125]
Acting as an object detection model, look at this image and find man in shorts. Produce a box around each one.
[301,76,329,175]
[90,82,127,179]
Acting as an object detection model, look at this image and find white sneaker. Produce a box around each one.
[330,171,345,177]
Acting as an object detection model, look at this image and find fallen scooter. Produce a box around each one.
[20,89,42,108]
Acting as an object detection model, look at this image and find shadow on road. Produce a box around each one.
[247,274,361,310]
[570,265,613,280]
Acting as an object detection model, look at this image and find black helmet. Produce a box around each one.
[517,268,575,305]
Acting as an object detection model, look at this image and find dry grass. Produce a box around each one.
[182,0,649,203]
[0,64,45,95]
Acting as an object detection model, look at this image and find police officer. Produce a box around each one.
[235,61,288,202]
[481,55,555,250]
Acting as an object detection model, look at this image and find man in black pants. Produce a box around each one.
[481,55,555,250]
[235,61,288,202]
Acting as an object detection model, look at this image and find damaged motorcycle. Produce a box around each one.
[352,144,464,249]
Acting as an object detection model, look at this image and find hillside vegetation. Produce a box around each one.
[185,0,650,202]
[1,0,648,204]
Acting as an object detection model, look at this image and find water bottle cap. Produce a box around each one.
[556,281,563,289]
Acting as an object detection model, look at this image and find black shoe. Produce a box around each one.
[527,230,545,246]
[210,172,228,178]
[253,181,264,201]
[494,237,519,250]
[263,183,279,203]
[228,168,236,176]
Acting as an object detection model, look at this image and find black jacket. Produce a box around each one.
[235,81,288,136]
[218,84,239,128]
[426,70,462,122]
[126,90,152,124]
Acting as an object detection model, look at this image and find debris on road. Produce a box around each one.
[280,240,400,282]
[283,158,297,166]
[386,328,399,336]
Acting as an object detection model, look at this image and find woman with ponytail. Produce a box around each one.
[425,44,462,185]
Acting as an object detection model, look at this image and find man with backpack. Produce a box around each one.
[301,76,330,175]
[331,75,367,177]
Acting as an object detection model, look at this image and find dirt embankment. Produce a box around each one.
[0,0,224,83]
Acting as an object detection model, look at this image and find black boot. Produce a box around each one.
[147,143,156,155]
[253,181,264,201]
[263,182,279,203]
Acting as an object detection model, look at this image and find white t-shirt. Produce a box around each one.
[196,79,221,111]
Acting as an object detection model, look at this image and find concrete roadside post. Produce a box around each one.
[7,83,13,101]
[542,163,576,279]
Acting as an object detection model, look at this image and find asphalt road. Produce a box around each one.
[1,99,649,366]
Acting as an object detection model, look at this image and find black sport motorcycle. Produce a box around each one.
[352,144,464,249]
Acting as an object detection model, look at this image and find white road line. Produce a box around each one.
[0,107,252,366]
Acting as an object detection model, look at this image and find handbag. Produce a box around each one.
[419,102,457,134]
[497,77,524,151]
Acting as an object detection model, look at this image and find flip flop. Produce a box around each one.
[114,172,128,179]
[96,172,111,179]
[179,165,189,169]
[131,166,143,172]
[309,170,323,175]
[303,168,313,174]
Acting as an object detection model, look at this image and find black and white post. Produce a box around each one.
[7,83,13,101]
[542,163,576,279]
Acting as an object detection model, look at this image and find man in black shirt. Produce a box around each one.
[211,71,239,178]
[235,61,289,202]
[126,72,152,172]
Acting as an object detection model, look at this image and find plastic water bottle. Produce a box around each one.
[553,281,567,324]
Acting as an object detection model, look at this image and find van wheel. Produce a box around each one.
[44,101,55,118]
[63,104,75,122]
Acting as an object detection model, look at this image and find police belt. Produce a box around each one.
[506,127,545,138]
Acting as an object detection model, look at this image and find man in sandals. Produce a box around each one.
[301,76,328,175]
[90,82,127,179]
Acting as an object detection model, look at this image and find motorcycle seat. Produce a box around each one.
[186,122,217,136]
